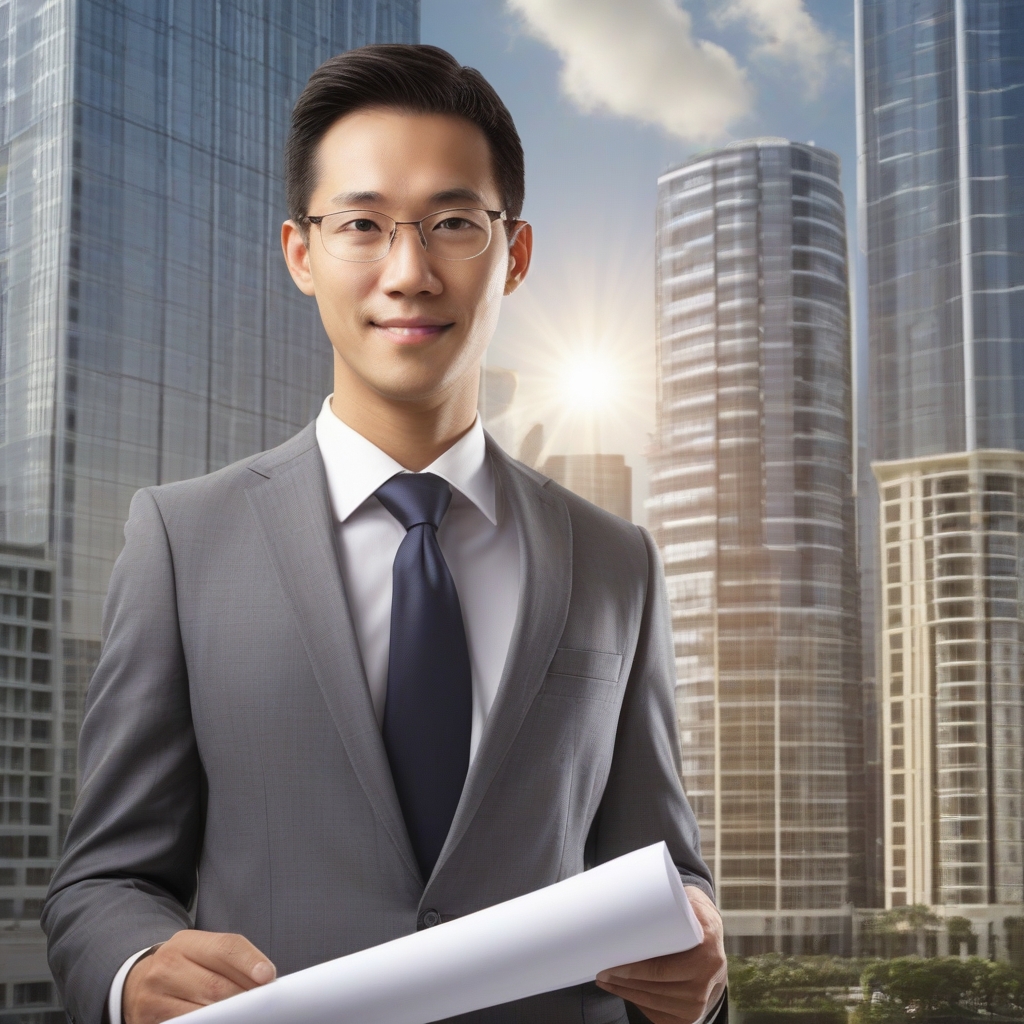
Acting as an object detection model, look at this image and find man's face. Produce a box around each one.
[282,108,530,408]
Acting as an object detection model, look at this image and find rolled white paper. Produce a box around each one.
[178,841,704,1024]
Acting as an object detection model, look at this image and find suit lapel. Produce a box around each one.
[244,425,421,885]
[430,440,573,880]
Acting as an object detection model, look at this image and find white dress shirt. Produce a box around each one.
[315,395,520,759]
[108,396,521,1023]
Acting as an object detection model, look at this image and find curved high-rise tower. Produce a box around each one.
[648,139,864,954]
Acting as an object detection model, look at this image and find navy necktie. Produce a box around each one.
[375,472,472,879]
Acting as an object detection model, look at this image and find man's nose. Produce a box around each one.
[379,222,440,295]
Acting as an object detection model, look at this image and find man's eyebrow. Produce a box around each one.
[325,187,494,210]
[328,190,383,207]
[429,187,489,207]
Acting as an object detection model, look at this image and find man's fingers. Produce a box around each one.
[176,931,277,990]
[594,979,708,1019]
[597,951,705,985]
[154,955,249,1007]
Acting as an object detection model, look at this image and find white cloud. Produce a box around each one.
[506,0,751,143]
[713,0,847,94]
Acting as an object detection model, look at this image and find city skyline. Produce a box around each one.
[0,0,1022,1017]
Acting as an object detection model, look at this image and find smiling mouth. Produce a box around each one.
[371,321,454,341]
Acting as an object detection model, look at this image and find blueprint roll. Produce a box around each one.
[177,842,704,1024]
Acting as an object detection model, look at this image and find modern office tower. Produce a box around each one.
[0,0,418,1013]
[647,139,864,954]
[543,453,632,521]
[858,0,1024,945]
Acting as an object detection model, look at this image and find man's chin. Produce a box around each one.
[363,373,466,408]
[333,343,479,410]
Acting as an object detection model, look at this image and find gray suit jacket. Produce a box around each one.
[42,423,716,1024]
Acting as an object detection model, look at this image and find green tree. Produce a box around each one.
[728,955,861,1012]
[855,956,1024,1022]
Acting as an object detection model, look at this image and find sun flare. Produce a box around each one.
[559,352,618,411]
[484,224,656,466]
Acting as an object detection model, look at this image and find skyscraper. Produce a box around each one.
[0,1,418,1012]
[648,139,864,954]
[858,0,1024,942]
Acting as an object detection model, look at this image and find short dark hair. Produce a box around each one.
[286,44,525,226]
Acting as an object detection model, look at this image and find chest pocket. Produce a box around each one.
[541,647,623,702]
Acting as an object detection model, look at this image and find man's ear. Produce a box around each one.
[281,220,316,297]
[504,221,533,296]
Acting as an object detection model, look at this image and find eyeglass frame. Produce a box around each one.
[302,207,511,263]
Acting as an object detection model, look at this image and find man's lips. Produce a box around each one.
[371,319,454,342]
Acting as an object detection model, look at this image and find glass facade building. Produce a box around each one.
[647,140,865,954]
[861,0,1024,461]
[0,0,418,1012]
[858,0,1024,933]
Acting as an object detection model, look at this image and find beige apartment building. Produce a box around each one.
[875,453,1024,955]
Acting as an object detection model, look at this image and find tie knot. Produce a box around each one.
[375,472,453,532]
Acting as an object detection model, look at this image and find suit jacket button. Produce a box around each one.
[419,908,442,928]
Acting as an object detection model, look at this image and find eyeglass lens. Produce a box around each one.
[316,209,495,262]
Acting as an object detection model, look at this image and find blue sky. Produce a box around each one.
[421,1,859,521]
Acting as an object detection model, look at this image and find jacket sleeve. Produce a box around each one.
[588,525,716,903]
[41,487,203,1024]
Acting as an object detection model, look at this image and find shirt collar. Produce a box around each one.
[315,395,497,525]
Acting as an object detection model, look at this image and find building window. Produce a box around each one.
[29,802,50,825]
[13,982,51,1006]
[29,748,51,772]
[0,836,22,857]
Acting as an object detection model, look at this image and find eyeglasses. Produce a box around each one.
[304,208,508,263]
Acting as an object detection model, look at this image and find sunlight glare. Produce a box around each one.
[560,353,617,411]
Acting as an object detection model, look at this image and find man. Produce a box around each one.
[42,44,727,1024]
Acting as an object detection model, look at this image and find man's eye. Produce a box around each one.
[343,218,380,233]
[435,217,473,231]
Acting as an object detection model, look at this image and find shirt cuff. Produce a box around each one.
[696,985,728,1024]
[108,946,159,1024]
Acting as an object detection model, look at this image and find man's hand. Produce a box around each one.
[123,930,276,1024]
[595,885,727,1024]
